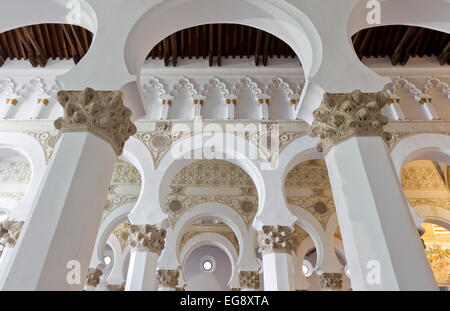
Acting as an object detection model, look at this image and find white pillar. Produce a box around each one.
[258,226,295,291]
[310,90,437,291]
[157,269,179,291]
[124,224,166,291]
[0,88,136,291]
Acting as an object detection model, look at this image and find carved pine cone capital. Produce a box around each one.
[54,88,137,155]
[318,272,343,290]
[128,224,166,254]
[157,269,180,288]
[86,268,103,287]
[239,271,260,289]
[257,225,295,255]
[309,90,391,155]
[1,220,24,247]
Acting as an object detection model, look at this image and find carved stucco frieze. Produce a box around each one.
[86,268,103,287]
[166,160,258,228]
[318,272,343,290]
[128,224,166,254]
[54,88,137,155]
[0,161,31,184]
[257,225,295,255]
[309,90,391,155]
[1,220,24,247]
[26,131,58,163]
[157,269,179,288]
[112,221,131,252]
[135,122,190,168]
[239,271,260,289]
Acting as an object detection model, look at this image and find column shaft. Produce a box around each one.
[125,250,159,291]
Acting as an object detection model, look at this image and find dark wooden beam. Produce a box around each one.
[208,24,213,66]
[162,37,170,66]
[42,24,56,59]
[6,31,19,60]
[170,33,177,67]
[69,25,86,57]
[438,42,450,65]
[49,24,62,59]
[23,26,47,67]
[14,28,37,67]
[358,28,373,59]
[60,24,80,63]
[217,24,222,66]
[0,33,13,59]
[262,32,270,66]
[246,27,252,58]
[254,29,262,66]
[390,26,418,65]
[239,25,245,58]
[180,29,184,59]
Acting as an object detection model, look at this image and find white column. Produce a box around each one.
[157,269,179,291]
[258,226,295,291]
[310,90,437,291]
[225,96,236,120]
[0,88,136,291]
[124,224,166,291]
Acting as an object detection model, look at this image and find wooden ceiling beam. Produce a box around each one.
[390,26,418,65]
[12,30,26,60]
[358,28,373,59]
[60,24,79,63]
[170,33,177,67]
[42,24,56,59]
[208,24,213,66]
[217,24,222,66]
[437,42,450,65]
[69,25,86,57]
[262,32,270,66]
[0,33,13,59]
[22,26,47,67]
[14,28,37,67]
[7,31,20,60]
[254,29,262,66]
[162,37,170,67]
[49,24,62,59]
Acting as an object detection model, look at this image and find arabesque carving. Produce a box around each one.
[128,224,166,254]
[239,271,260,289]
[310,90,391,155]
[257,225,295,255]
[157,269,179,288]
[54,88,137,155]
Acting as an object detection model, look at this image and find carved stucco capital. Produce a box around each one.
[1,220,24,247]
[309,90,392,155]
[239,271,260,289]
[54,88,137,155]
[257,225,295,255]
[86,268,103,287]
[318,272,343,291]
[128,224,166,254]
[157,269,180,288]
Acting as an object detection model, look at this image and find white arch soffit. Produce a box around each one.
[124,0,321,77]
[348,0,450,37]
[414,205,450,231]
[296,237,316,268]
[391,133,450,176]
[179,232,238,288]
[128,132,265,225]
[0,132,47,220]
[172,203,251,268]
[90,202,134,267]
[0,0,97,34]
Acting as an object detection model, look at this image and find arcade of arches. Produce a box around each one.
[0,0,449,291]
